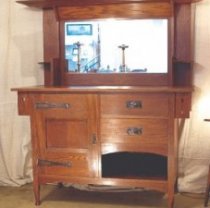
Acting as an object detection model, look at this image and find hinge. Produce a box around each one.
[38,159,71,167]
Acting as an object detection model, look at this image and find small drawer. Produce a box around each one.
[32,94,89,118]
[101,118,168,145]
[100,94,169,118]
[38,153,91,177]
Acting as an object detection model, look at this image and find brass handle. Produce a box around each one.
[35,102,70,109]
[127,127,143,136]
[126,100,142,109]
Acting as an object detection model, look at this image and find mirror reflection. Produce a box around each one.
[64,19,168,73]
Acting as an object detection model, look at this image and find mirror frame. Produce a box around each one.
[59,17,173,86]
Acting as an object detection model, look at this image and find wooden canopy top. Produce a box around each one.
[17,0,202,9]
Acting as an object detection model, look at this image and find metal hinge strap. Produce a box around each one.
[38,159,71,167]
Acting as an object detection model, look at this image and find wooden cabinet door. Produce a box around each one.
[31,93,98,178]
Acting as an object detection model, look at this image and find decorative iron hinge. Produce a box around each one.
[35,102,71,109]
[38,159,71,167]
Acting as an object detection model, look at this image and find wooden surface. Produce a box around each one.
[17,0,202,9]
[21,0,195,87]
[62,73,169,87]
[12,85,193,93]
[57,2,172,20]
[14,0,198,207]
[100,93,169,118]
[44,4,193,87]
[13,87,192,208]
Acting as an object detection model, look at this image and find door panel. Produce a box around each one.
[32,94,98,178]
[46,118,89,149]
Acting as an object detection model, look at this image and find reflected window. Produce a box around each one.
[64,19,168,73]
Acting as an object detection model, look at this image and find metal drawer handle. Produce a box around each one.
[35,102,71,109]
[38,159,71,167]
[126,100,142,109]
[127,127,143,136]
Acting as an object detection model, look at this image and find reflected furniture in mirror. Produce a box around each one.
[64,19,168,73]
[13,0,200,207]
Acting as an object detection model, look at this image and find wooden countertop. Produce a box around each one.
[12,85,193,93]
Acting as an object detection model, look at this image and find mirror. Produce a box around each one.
[64,19,168,73]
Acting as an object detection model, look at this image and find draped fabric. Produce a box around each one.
[0,0,43,186]
[178,0,210,193]
[0,0,210,193]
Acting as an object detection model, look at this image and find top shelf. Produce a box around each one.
[17,0,202,9]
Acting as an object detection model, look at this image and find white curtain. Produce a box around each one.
[178,0,210,193]
[1,0,210,193]
[0,0,43,186]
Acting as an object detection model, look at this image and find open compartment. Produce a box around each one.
[102,152,167,180]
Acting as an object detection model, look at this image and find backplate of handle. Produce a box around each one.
[127,127,143,136]
[126,100,142,109]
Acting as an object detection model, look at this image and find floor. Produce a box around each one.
[0,183,207,208]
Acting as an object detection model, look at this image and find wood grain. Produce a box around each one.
[17,0,202,9]
[58,2,172,20]
[101,118,168,144]
[100,93,169,118]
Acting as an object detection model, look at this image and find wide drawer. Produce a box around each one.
[101,118,168,144]
[100,94,169,118]
[32,94,90,118]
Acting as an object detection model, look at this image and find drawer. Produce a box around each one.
[32,94,90,118]
[101,118,168,145]
[38,153,91,177]
[100,94,169,118]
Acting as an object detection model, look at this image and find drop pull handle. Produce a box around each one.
[127,127,143,136]
[126,100,142,109]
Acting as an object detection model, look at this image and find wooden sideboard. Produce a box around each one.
[13,0,200,207]
[13,86,192,208]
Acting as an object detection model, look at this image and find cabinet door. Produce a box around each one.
[31,94,98,178]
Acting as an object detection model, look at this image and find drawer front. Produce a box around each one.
[101,118,168,145]
[38,153,91,177]
[32,94,90,118]
[101,94,169,118]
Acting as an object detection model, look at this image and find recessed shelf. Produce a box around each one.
[102,152,167,180]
